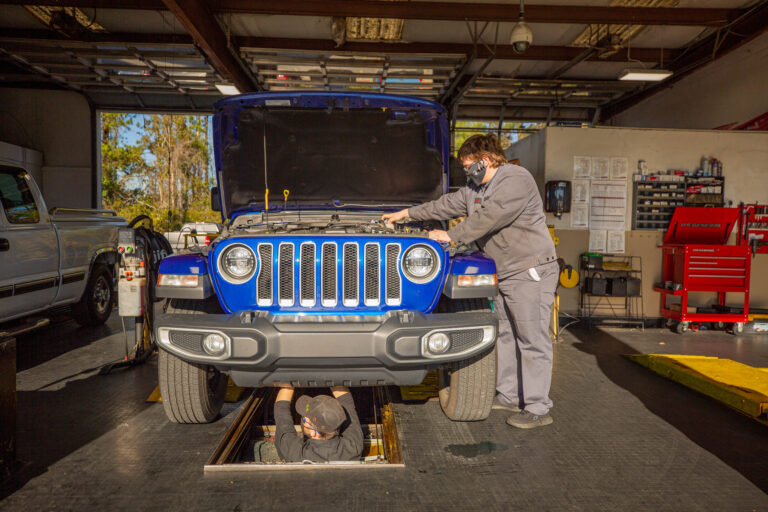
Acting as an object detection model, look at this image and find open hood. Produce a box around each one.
[213,92,449,217]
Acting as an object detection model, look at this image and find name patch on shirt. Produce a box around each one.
[474,198,482,204]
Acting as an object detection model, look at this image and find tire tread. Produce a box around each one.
[158,298,227,424]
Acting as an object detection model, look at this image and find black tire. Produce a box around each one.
[731,322,745,335]
[675,322,689,334]
[436,298,497,421]
[158,298,228,424]
[71,264,114,327]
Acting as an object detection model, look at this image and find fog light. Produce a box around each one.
[203,333,227,356]
[427,332,451,354]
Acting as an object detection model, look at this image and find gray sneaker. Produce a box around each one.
[491,396,521,413]
[506,410,553,429]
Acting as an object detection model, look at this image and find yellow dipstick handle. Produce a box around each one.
[283,189,290,210]
[264,188,269,211]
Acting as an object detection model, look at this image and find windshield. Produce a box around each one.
[218,107,444,213]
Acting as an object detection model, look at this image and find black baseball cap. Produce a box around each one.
[295,395,346,433]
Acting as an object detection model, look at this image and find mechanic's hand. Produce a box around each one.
[428,230,452,244]
[330,386,350,398]
[382,209,409,225]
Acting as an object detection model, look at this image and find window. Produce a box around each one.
[0,167,40,224]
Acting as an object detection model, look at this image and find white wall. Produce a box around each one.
[611,32,768,130]
[507,126,768,316]
[505,130,546,196]
[0,88,93,208]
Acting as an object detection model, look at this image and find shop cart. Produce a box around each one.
[654,207,750,334]
[738,202,768,255]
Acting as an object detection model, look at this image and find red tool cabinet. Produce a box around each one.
[654,207,750,332]
[738,203,768,255]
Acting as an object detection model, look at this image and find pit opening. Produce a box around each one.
[205,386,404,471]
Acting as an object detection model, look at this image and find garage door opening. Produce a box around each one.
[99,112,218,235]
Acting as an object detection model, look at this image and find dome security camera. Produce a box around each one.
[510,20,533,54]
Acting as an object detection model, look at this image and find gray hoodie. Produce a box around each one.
[409,163,557,279]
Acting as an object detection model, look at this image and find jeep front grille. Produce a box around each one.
[278,243,294,306]
[256,244,272,306]
[321,243,337,307]
[343,243,358,307]
[299,243,316,307]
[364,243,380,306]
[385,244,401,306]
[253,241,406,309]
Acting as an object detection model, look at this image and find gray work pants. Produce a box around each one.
[494,261,558,416]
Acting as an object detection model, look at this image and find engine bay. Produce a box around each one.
[227,211,441,236]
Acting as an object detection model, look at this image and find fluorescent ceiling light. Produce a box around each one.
[619,69,673,82]
[215,84,241,95]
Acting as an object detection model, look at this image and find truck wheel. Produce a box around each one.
[436,298,497,421]
[158,298,228,423]
[71,264,114,327]
[732,322,745,335]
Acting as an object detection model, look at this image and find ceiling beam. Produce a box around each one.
[601,1,768,121]
[0,30,673,63]
[0,0,740,26]
[239,37,675,63]
[160,0,260,92]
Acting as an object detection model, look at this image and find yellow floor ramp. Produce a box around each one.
[146,378,246,403]
[627,354,768,426]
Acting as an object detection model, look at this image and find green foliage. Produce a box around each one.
[453,120,535,155]
[101,113,219,233]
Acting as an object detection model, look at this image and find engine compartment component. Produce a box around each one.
[229,211,440,236]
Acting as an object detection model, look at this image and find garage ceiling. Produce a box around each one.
[0,0,766,123]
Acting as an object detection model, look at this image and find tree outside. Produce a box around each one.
[101,113,218,233]
[453,120,539,154]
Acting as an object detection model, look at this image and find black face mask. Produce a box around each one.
[464,159,487,186]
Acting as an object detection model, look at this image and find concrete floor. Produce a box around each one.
[2,314,768,511]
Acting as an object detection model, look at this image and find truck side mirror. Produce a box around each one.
[210,187,221,212]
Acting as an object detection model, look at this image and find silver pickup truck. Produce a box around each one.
[0,165,126,326]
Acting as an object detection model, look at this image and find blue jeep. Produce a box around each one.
[154,92,499,423]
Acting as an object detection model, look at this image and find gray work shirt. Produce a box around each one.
[409,163,557,279]
[274,393,364,462]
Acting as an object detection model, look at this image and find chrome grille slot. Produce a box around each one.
[256,244,273,306]
[300,242,316,307]
[364,243,380,306]
[278,243,294,306]
[385,244,401,306]
[321,243,337,307]
[343,243,358,307]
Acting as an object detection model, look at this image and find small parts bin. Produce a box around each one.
[654,207,750,333]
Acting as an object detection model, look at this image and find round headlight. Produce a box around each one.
[402,244,439,283]
[220,244,256,282]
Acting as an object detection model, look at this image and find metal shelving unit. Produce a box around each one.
[632,180,686,230]
[579,255,645,329]
[632,177,725,230]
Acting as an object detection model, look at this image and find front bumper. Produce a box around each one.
[155,310,497,387]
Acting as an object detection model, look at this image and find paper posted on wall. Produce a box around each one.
[589,180,627,231]
[591,157,610,179]
[571,204,589,228]
[589,230,607,253]
[573,156,591,178]
[572,179,590,203]
[606,230,625,254]
[610,157,628,179]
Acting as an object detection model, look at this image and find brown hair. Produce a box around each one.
[457,134,507,168]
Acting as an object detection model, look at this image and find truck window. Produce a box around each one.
[0,167,40,224]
